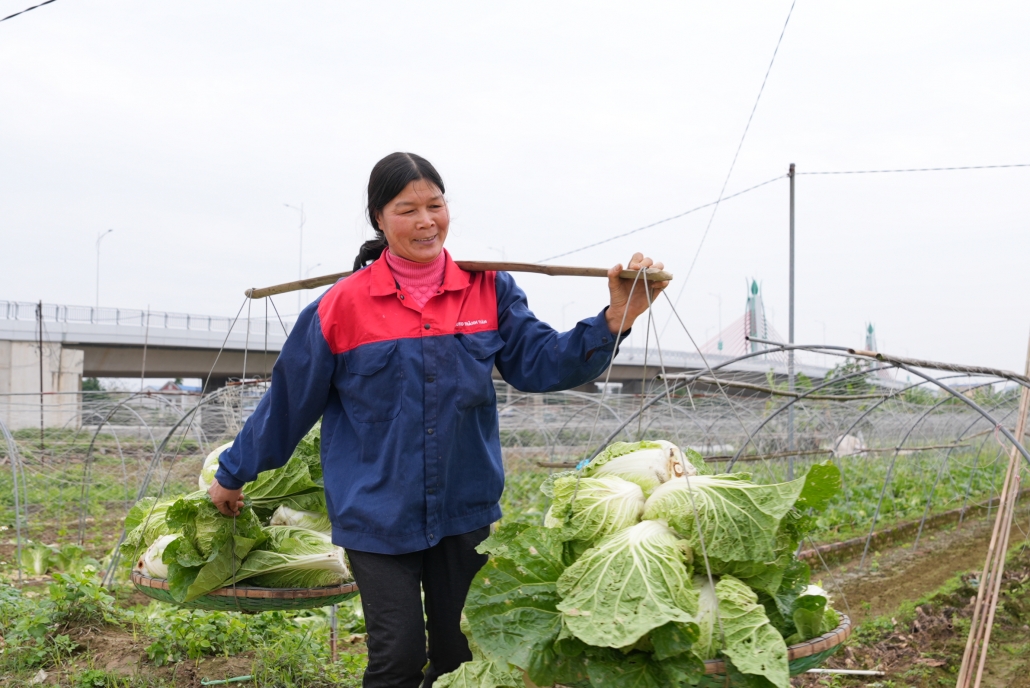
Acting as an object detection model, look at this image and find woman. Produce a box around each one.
[208,152,667,688]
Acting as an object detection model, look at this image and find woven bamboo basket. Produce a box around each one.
[698,614,851,684]
[543,615,851,688]
[131,571,359,612]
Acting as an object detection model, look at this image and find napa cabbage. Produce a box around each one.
[556,520,697,648]
[432,658,522,688]
[642,473,807,565]
[233,526,349,588]
[196,426,324,519]
[120,497,175,559]
[198,441,233,491]
[582,440,696,495]
[543,475,644,543]
[458,443,842,688]
[161,492,265,602]
[784,584,839,645]
[269,505,332,534]
[19,541,52,576]
[136,534,178,579]
[693,575,790,688]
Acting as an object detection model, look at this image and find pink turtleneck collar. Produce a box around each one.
[384,248,447,310]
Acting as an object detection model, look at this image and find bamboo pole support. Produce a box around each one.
[244,262,673,299]
[956,331,1030,688]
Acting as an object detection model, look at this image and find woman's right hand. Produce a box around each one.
[208,479,245,517]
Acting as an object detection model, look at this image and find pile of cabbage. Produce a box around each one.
[121,427,350,603]
[439,440,843,688]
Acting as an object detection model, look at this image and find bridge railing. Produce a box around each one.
[0,300,289,334]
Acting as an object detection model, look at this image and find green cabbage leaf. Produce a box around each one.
[544,475,644,544]
[642,474,805,565]
[556,520,697,649]
[696,575,790,688]
[234,525,349,588]
[434,658,523,688]
[464,523,586,687]
[161,492,265,602]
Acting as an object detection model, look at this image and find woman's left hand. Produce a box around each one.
[605,253,669,335]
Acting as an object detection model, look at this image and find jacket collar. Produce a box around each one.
[368,248,469,297]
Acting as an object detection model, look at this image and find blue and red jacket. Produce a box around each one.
[215,251,622,554]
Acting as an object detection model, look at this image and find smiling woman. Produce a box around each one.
[207,151,667,688]
[354,152,449,269]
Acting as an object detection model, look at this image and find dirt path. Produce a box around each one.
[795,512,1030,687]
[823,514,1005,625]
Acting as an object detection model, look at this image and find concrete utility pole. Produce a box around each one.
[95,229,114,312]
[284,204,306,315]
[787,163,796,479]
[37,300,44,452]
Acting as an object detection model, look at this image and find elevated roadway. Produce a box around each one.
[1,301,289,384]
[2,300,840,394]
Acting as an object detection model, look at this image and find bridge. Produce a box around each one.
[1,298,837,429]
[0,300,289,381]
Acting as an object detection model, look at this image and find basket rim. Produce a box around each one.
[701,614,852,675]
[131,571,359,600]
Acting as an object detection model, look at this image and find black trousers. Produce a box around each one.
[346,527,490,688]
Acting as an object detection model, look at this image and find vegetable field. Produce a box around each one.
[2,357,1030,687]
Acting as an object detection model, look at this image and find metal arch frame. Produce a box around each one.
[858,376,1009,567]
[913,385,1020,547]
[743,341,1030,461]
[102,385,239,585]
[584,343,868,463]
[549,396,627,461]
[786,346,1030,464]
[0,416,27,584]
[805,372,975,513]
[76,391,207,545]
[725,363,898,472]
[741,342,1030,566]
[494,405,562,464]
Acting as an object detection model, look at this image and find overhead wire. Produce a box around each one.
[537,159,1028,266]
[799,163,1030,175]
[666,0,797,311]
[0,0,58,23]
[536,175,785,264]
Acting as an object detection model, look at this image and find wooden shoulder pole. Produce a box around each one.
[244,261,672,299]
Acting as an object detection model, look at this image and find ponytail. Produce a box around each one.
[353,235,388,271]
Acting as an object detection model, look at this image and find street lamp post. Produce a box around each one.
[95,229,114,312]
[708,292,723,352]
[284,203,306,313]
[787,163,796,479]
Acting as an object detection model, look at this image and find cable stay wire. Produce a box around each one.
[536,174,785,264]
[1,0,58,23]
[661,0,796,335]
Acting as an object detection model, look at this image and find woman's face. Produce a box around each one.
[376,179,450,263]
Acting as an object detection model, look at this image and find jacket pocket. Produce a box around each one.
[341,340,402,422]
[455,332,505,409]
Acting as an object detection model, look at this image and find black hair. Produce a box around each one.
[353,152,446,270]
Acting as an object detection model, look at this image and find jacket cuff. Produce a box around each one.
[213,451,246,490]
[584,307,629,358]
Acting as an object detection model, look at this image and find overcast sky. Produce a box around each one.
[3,1,1028,374]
